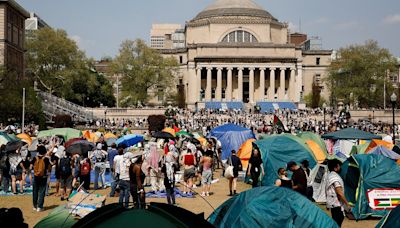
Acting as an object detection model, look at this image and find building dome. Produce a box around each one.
[193,0,276,21]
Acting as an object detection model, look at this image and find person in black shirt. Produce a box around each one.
[287,161,307,196]
[228,150,242,196]
[247,148,264,188]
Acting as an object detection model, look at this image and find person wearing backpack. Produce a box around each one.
[89,143,108,190]
[31,145,51,212]
[58,153,73,201]
[79,157,92,190]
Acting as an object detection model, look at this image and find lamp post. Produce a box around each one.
[372,107,375,123]
[323,103,327,132]
[391,92,397,144]
[104,109,107,127]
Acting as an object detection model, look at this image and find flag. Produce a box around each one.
[273,115,289,132]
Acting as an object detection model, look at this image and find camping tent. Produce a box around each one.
[237,139,255,170]
[376,205,400,228]
[367,145,400,161]
[304,140,327,163]
[309,163,329,203]
[298,132,328,155]
[340,154,400,220]
[254,134,317,186]
[365,139,394,153]
[209,124,255,160]
[350,143,369,155]
[322,128,381,140]
[208,186,338,228]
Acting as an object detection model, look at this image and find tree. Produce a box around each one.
[111,39,179,107]
[327,40,397,108]
[311,82,321,108]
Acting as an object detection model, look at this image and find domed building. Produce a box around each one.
[153,0,332,110]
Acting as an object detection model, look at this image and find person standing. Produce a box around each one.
[287,161,307,196]
[301,160,314,201]
[228,150,242,196]
[129,152,145,209]
[59,153,73,201]
[200,155,212,197]
[90,144,107,190]
[79,157,92,190]
[275,168,293,189]
[326,159,351,227]
[182,148,196,194]
[247,149,264,188]
[161,151,176,205]
[108,143,118,192]
[110,148,123,197]
[32,146,51,212]
[118,152,132,208]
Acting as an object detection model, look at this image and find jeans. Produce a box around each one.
[166,188,175,205]
[130,183,145,209]
[33,176,47,209]
[118,180,130,208]
[331,207,344,227]
[110,171,119,196]
[94,163,106,189]
[251,172,260,188]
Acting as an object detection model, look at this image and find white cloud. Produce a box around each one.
[334,21,358,30]
[70,35,82,46]
[383,14,400,24]
[288,22,298,32]
[69,35,96,53]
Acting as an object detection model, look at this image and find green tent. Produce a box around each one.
[254,134,317,186]
[298,132,328,155]
[34,205,77,228]
[322,128,381,140]
[350,143,369,155]
[38,128,82,141]
[209,186,338,228]
[340,154,400,220]
[376,205,400,228]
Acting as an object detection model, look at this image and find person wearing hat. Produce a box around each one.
[31,145,51,212]
[89,143,108,190]
[287,161,307,196]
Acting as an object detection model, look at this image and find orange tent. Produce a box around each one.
[305,140,326,163]
[162,128,176,137]
[365,139,394,153]
[17,133,32,145]
[237,139,256,170]
[104,132,117,139]
[82,130,91,140]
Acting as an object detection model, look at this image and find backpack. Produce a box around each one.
[80,161,90,176]
[34,156,46,177]
[59,157,72,178]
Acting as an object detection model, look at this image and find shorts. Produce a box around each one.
[183,167,196,182]
[60,176,73,189]
[201,169,212,185]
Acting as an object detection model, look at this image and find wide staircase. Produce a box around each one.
[37,91,94,122]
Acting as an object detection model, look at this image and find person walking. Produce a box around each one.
[182,148,196,194]
[326,159,352,227]
[58,153,73,201]
[287,161,307,197]
[275,168,293,189]
[90,144,107,190]
[129,151,145,209]
[200,155,212,197]
[228,150,242,196]
[32,146,51,212]
[110,148,123,197]
[247,148,264,188]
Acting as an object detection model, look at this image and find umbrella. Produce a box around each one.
[152,131,175,139]
[16,133,32,145]
[0,132,15,146]
[5,140,26,153]
[66,140,94,157]
[38,128,82,141]
[106,138,117,146]
[104,132,117,139]
[28,139,39,151]
[176,130,193,137]
[116,134,144,147]
[162,128,176,137]
[65,137,84,148]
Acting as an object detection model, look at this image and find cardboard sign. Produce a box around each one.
[367,188,400,210]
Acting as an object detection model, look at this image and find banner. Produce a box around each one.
[367,188,400,210]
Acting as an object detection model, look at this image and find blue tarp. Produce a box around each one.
[209,124,255,160]
[368,145,400,160]
[208,186,338,228]
[254,134,317,186]
[205,102,222,110]
[256,102,297,113]
[205,102,243,110]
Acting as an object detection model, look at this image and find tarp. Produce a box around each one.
[38,128,82,141]
[208,186,338,228]
[237,139,255,170]
[254,134,317,186]
[365,139,394,153]
[376,205,400,228]
[367,145,400,160]
[350,143,369,155]
[340,154,400,220]
[104,132,117,139]
[322,128,382,140]
[209,124,255,160]
[34,205,77,228]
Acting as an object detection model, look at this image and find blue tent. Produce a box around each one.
[340,154,400,220]
[368,145,400,160]
[254,134,317,186]
[209,124,255,160]
[116,134,144,147]
[208,186,338,228]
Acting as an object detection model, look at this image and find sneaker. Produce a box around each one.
[33,207,37,211]
[200,192,206,197]
[192,185,197,189]
[36,208,43,212]
[206,192,210,196]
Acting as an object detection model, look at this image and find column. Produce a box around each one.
[196,67,202,101]
[296,63,303,103]
[206,67,212,101]
[289,68,296,101]
[216,67,222,101]
[187,64,196,104]
[226,67,233,101]
[259,68,265,101]
[269,68,275,100]
[249,67,255,103]
[279,68,285,100]
[238,67,243,101]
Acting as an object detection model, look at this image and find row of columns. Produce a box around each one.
[197,66,297,103]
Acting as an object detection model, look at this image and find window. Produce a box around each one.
[314,74,321,85]
[179,56,183,64]
[221,30,258,43]
[316,57,320,65]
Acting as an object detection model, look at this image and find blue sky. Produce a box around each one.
[17,0,400,59]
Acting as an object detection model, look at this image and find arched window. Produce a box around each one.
[221,30,258,43]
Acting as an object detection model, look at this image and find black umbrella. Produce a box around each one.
[5,140,26,153]
[152,131,175,139]
[66,140,94,158]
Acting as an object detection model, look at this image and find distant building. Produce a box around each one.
[0,0,29,79]
[25,12,50,38]
[150,24,183,49]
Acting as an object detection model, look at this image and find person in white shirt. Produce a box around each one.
[110,148,123,197]
[326,159,351,227]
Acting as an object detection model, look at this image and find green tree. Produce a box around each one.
[327,40,397,108]
[111,39,178,107]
